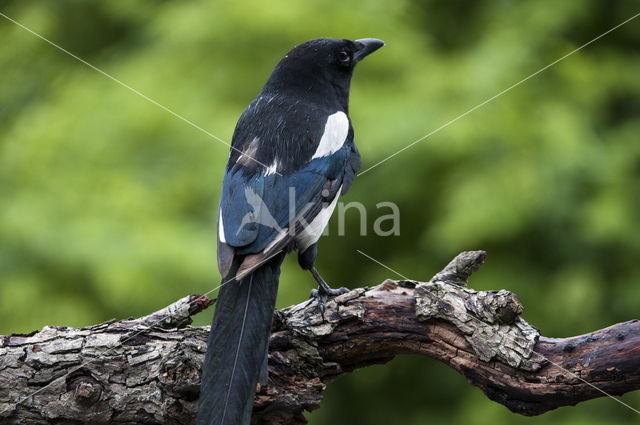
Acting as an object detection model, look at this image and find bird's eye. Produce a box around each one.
[337,49,351,66]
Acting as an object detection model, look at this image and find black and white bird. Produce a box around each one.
[196,37,384,425]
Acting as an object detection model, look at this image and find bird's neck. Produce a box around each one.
[262,71,351,113]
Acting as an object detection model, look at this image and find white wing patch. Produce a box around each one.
[311,111,349,160]
[218,209,226,243]
[264,161,278,176]
[295,186,342,251]
[237,137,259,167]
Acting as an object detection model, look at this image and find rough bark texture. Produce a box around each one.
[0,251,638,424]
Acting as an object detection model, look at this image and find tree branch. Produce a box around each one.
[1,251,638,424]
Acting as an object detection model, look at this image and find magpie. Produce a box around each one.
[196,37,384,425]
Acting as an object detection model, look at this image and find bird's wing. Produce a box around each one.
[341,140,361,194]
[217,97,354,277]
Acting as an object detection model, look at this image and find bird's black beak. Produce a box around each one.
[353,38,385,62]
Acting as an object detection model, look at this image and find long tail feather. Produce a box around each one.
[196,255,282,425]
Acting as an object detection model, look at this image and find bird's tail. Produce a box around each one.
[196,254,283,425]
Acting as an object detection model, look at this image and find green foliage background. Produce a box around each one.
[1,0,639,423]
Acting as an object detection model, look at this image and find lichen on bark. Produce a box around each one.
[414,251,542,371]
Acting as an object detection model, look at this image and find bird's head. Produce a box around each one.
[262,38,384,110]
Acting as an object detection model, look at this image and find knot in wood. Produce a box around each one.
[159,357,201,400]
[466,289,523,325]
[71,377,102,406]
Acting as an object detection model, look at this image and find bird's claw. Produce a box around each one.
[309,286,349,319]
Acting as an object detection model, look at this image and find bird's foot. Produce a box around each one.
[309,285,349,319]
[308,266,349,319]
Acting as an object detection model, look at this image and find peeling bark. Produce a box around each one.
[0,251,638,424]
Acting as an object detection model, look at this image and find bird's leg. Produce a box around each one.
[309,267,349,318]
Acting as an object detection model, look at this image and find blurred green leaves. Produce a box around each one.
[1,0,639,423]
